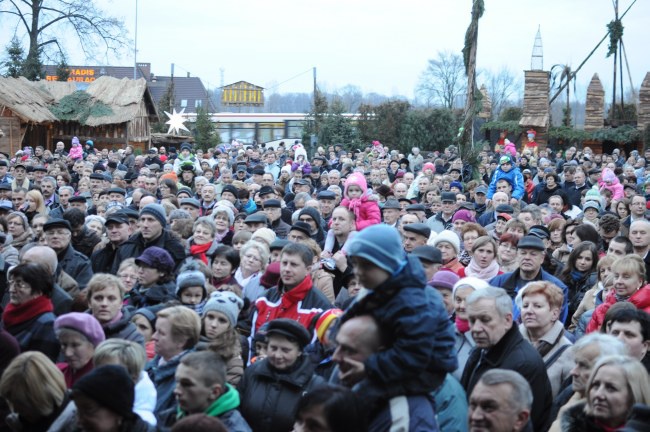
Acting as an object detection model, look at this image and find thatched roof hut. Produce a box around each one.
[0,76,158,155]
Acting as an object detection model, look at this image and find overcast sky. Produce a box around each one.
[2,0,649,104]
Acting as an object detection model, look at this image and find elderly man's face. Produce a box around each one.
[469,381,530,432]
[467,298,512,349]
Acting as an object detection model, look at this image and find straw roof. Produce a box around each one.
[0,76,156,126]
[0,77,58,123]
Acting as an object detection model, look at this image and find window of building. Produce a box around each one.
[180,99,188,108]
[195,100,203,108]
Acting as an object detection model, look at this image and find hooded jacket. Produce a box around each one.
[487,165,525,200]
[598,167,624,200]
[586,285,650,333]
[340,255,457,399]
[340,172,381,230]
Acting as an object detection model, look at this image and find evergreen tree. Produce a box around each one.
[56,53,70,81]
[193,106,220,150]
[318,97,357,147]
[152,82,175,133]
[3,38,25,78]
[302,89,328,146]
[22,45,44,80]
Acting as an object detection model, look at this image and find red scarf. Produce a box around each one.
[190,242,212,264]
[2,296,53,327]
[455,317,470,333]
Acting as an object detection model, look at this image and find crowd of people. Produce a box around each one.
[0,136,649,431]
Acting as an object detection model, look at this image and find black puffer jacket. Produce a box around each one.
[126,281,176,308]
[238,355,325,432]
[111,230,186,273]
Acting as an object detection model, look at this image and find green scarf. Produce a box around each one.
[177,383,240,420]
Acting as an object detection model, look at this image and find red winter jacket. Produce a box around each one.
[586,285,650,333]
[252,274,332,336]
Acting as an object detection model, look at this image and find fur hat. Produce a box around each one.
[202,291,244,327]
[432,230,461,255]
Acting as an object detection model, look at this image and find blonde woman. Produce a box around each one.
[235,240,269,303]
[0,352,77,430]
[24,189,48,223]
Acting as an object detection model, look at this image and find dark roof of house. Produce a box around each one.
[148,76,215,114]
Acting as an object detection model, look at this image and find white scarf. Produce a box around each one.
[465,257,500,279]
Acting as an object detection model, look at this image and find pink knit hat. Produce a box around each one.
[344,171,368,197]
[452,209,476,223]
[423,162,435,172]
[429,270,460,290]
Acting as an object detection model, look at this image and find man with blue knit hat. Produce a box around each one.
[338,224,457,421]
[111,203,186,273]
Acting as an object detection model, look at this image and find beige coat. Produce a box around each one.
[519,321,574,398]
[312,269,335,303]
[569,282,601,332]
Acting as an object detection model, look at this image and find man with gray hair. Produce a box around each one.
[40,176,59,212]
[468,369,533,432]
[461,286,552,432]
[549,333,627,430]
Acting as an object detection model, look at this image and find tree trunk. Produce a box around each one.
[459,0,483,160]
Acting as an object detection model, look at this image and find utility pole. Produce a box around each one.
[134,0,138,79]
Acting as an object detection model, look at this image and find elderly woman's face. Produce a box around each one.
[7,277,38,305]
[7,216,25,236]
[59,331,95,370]
[266,334,301,371]
[86,220,104,238]
[521,293,558,332]
[612,265,644,297]
[192,223,214,246]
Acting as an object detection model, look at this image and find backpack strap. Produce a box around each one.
[544,344,571,369]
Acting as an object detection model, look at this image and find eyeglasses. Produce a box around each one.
[242,253,262,263]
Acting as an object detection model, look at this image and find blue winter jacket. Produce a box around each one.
[489,269,569,323]
[487,166,525,200]
[146,350,195,417]
[341,255,458,399]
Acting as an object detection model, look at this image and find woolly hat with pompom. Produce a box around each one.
[175,261,207,297]
[452,209,475,223]
[585,185,601,201]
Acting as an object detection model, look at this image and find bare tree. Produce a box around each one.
[484,66,521,120]
[336,84,363,113]
[0,0,129,79]
[416,51,466,109]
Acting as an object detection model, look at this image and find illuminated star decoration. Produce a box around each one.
[164,108,190,135]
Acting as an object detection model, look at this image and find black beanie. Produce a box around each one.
[72,365,135,419]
